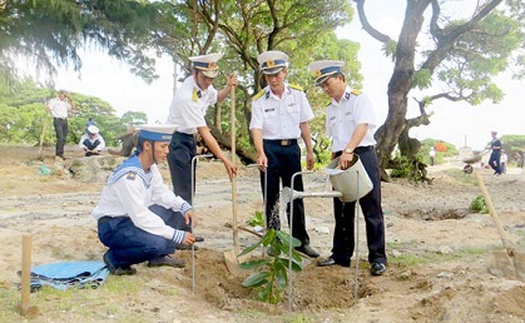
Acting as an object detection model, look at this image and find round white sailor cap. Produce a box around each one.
[87,125,99,134]
[308,60,345,85]
[257,50,289,75]
[189,53,224,78]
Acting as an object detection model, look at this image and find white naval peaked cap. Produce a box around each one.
[308,60,345,85]
[257,50,289,75]
[136,124,178,142]
[87,125,99,134]
[189,53,224,78]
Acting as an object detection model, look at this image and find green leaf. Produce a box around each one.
[239,259,268,270]
[257,283,273,302]
[261,229,277,247]
[242,272,270,288]
[237,242,261,257]
[276,230,301,248]
[277,258,303,272]
[275,268,288,289]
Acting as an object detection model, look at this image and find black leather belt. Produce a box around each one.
[264,139,297,146]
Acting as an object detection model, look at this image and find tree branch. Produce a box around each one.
[353,0,391,43]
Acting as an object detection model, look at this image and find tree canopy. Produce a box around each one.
[3,0,525,174]
[354,0,525,177]
[0,0,161,90]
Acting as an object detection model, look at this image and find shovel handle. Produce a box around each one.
[230,86,239,255]
[474,170,515,256]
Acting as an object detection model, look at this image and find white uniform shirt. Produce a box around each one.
[250,83,314,139]
[47,98,71,119]
[166,76,218,134]
[79,133,106,151]
[92,163,191,244]
[326,86,377,152]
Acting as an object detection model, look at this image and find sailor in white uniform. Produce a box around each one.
[308,60,387,276]
[166,53,238,205]
[249,50,319,258]
[92,124,196,275]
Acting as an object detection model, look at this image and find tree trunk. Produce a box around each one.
[375,1,428,172]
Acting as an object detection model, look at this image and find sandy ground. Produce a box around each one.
[1,145,525,322]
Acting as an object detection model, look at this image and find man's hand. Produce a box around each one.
[227,73,238,88]
[183,232,196,246]
[306,150,315,170]
[256,154,268,172]
[223,159,238,180]
[338,151,354,170]
[183,209,197,228]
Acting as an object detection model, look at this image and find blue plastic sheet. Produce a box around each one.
[29,261,109,291]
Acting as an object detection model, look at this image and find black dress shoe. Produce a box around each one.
[147,255,186,268]
[371,262,386,276]
[103,251,137,275]
[195,235,205,242]
[295,245,320,258]
[317,257,350,268]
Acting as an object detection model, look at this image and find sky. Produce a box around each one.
[52,1,524,151]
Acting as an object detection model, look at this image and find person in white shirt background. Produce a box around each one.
[46,90,77,160]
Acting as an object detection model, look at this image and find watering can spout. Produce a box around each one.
[281,187,343,203]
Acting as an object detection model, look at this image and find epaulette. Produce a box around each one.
[192,88,202,102]
[253,89,265,100]
[351,89,362,96]
[289,84,303,91]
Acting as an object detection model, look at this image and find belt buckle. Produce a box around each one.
[281,140,290,146]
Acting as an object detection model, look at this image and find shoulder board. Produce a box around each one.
[253,89,266,100]
[192,88,198,102]
[289,84,303,91]
[351,89,362,96]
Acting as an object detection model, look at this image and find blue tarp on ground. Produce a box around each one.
[29,261,109,291]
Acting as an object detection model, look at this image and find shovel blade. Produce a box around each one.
[224,250,249,278]
[488,250,525,280]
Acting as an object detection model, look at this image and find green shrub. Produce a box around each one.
[470,195,489,214]
[246,210,264,227]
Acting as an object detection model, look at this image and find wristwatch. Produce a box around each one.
[343,148,354,154]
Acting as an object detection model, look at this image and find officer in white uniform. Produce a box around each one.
[166,53,238,206]
[308,60,387,276]
[46,90,76,159]
[250,50,319,258]
[92,124,196,275]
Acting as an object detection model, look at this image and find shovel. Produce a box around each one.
[223,85,245,276]
[473,169,524,278]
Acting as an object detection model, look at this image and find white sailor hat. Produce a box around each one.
[308,60,345,85]
[87,125,99,134]
[136,124,178,142]
[257,51,289,75]
[189,53,224,78]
